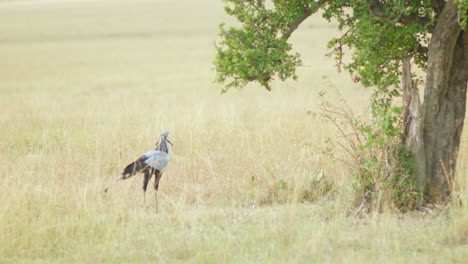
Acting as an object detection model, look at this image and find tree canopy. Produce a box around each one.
[215,0,464,92]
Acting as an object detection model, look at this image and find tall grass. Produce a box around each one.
[0,0,466,262]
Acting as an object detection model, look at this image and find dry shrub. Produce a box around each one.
[320,98,424,213]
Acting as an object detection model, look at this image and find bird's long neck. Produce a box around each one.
[156,139,169,153]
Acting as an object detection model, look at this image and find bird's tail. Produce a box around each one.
[103,160,145,193]
[102,176,124,193]
[122,160,145,176]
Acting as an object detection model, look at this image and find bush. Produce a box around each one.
[321,98,424,213]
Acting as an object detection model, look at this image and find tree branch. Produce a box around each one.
[281,0,327,40]
[281,7,313,40]
[369,0,436,32]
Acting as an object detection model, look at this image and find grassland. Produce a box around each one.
[0,0,467,263]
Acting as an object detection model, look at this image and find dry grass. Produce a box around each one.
[0,0,467,262]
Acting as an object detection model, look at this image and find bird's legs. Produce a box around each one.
[142,170,152,205]
[154,171,162,213]
[155,191,158,214]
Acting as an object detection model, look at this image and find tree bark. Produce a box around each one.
[423,0,467,202]
[402,59,426,188]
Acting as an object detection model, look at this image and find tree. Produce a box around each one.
[214,0,467,203]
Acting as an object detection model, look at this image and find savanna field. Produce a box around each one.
[0,0,467,262]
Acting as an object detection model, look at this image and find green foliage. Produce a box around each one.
[215,0,437,93]
[323,0,432,80]
[215,0,321,91]
[390,149,425,212]
[215,21,300,91]
[353,101,424,212]
[456,0,468,28]
[353,142,424,213]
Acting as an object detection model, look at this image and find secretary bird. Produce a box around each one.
[103,130,172,213]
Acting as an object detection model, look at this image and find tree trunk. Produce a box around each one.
[423,0,468,202]
[401,59,426,188]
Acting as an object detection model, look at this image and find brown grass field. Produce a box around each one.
[0,0,467,262]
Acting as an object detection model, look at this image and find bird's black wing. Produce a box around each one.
[122,155,149,179]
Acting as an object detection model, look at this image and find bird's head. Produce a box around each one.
[160,130,169,137]
[157,130,173,146]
